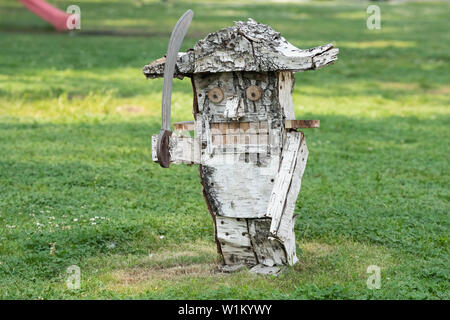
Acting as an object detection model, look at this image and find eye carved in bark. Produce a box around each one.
[246,85,262,101]
[208,87,224,103]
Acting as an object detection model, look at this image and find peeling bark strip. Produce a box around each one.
[223,96,244,119]
[216,216,257,265]
[266,132,302,226]
[248,219,287,266]
[143,19,338,78]
[266,132,308,242]
[275,139,308,252]
[143,52,194,79]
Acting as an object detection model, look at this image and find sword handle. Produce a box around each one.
[156,129,172,168]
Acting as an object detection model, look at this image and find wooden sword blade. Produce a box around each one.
[161,9,194,131]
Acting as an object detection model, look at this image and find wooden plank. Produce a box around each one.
[285,120,320,129]
[278,71,295,120]
[175,120,319,132]
[216,216,257,265]
[248,219,287,267]
[275,138,308,242]
[282,215,299,266]
[201,158,279,218]
[262,134,309,266]
[265,132,302,229]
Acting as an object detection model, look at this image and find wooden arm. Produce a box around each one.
[284,120,320,129]
[173,120,320,132]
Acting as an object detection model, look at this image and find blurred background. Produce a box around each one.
[0,0,448,299]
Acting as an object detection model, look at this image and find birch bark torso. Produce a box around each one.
[192,71,306,269]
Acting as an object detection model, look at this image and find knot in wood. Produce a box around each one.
[208,87,224,103]
[246,85,262,101]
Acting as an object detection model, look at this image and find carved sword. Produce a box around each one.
[156,9,194,168]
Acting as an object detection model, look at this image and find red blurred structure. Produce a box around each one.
[19,0,70,31]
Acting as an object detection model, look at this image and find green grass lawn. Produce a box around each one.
[0,0,448,299]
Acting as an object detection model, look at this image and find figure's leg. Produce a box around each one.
[215,216,257,267]
[216,217,287,275]
[247,218,286,267]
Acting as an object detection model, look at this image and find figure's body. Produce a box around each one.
[144,19,338,274]
[194,70,303,271]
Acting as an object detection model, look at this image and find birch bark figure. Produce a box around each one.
[143,18,339,274]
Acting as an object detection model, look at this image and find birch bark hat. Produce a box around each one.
[143,18,339,79]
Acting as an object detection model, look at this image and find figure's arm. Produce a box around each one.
[151,122,201,165]
[265,131,309,244]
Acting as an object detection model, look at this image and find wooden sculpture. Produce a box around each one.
[143,15,339,275]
